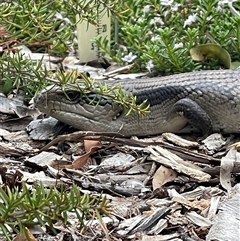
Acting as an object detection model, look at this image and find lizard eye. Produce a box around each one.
[65,91,81,102]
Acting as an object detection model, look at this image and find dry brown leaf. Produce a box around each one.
[65,140,102,169]
[152,165,177,190]
[12,227,37,241]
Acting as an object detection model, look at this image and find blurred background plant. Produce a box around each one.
[0,0,240,98]
[0,0,121,55]
[98,0,240,73]
[0,0,123,98]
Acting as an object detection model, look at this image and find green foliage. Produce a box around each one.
[0,182,108,241]
[0,51,50,97]
[0,0,122,55]
[73,73,150,116]
[97,0,240,73]
[0,0,150,115]
[0,51,150,114]
[1,0,240,104]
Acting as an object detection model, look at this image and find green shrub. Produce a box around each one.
[98,0,240,73]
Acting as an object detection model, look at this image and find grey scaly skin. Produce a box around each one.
[33,69,240,136]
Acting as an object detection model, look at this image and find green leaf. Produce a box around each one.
[0,223,11,241]
[3,79,13,95]
[230,61,240,69]
[190,44,231,69]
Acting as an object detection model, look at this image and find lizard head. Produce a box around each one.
[33,85,125,133]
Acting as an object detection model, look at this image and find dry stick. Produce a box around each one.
[41,131,220,166]
[40,131,240,175]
